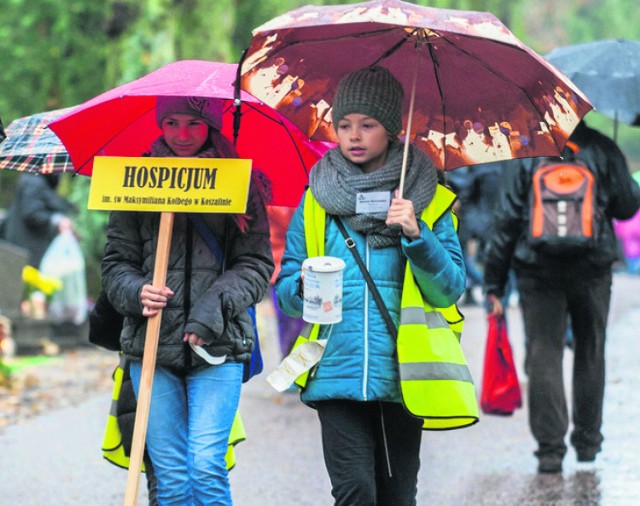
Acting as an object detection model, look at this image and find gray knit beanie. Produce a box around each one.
[331,66,404,137]
[156,96,224,131]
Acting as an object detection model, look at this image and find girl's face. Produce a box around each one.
[336,113,390,173]
[161,114,209,157]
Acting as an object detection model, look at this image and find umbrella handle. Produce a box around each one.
[398,57,419,199]
[232,49,249,146]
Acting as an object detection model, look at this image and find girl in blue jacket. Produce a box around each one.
[276,66,465,505]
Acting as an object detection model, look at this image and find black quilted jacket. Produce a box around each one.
[484,121,640,298]
[101,177,274,371]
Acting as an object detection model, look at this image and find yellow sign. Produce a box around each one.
[88,156,252,213]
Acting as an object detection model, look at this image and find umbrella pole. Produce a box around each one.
[124,211,174,506]
[398,59,419,199]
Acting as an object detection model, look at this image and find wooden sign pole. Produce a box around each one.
[123,211,174,506]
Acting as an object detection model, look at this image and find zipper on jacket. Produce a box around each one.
[184,220,193,370]
[362,240,370,400]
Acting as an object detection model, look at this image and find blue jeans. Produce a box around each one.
[130,361,243,506]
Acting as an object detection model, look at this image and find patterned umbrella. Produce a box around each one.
[0,108,75,174]
[239,0,592,174]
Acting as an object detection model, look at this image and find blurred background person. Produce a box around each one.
[484,119,640,473]
[2,172,75,268]
[613,172,640,275]
[447,161,507,306]
[267,206,305,366]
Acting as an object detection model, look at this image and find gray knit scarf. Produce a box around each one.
[309,142,438,248]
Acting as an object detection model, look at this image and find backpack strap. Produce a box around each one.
[187,213,223,265]
[334,217,398,340]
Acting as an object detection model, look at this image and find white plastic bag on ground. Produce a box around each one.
[39,231,88,325]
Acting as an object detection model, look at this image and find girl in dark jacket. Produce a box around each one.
[101,96,273,504]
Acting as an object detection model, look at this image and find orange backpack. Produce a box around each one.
[528,147,600,256]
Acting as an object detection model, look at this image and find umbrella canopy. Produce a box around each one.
[0,108,75,174]
[0,117,5,144]
[239,0,592,171]
[50,60,331,206]
[546,39,640,127]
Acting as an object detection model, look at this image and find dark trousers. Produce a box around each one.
[517,273,611,458]
[144,453,158,506]
[316,400,423,506]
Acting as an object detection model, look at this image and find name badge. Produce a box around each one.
[356,191,391,214]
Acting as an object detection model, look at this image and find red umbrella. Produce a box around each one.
[50,60,332,206]
[239,0,592,177]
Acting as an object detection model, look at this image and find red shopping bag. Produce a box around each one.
[480,314,522,415]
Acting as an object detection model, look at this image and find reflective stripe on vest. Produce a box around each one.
[399,361,474,383]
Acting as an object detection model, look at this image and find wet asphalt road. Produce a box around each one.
[0,273,639,505]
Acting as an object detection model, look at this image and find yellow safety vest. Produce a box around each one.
[293,185,479,430]
[102,355,246,470]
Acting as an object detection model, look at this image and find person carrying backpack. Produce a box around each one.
[483,119,640,474]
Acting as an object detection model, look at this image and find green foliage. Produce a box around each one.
[0,0,111,122]
[0,359,11,388]
[1,0,639,296]
[175,0,236,62]
[512,0,639,54]
[233,0,301,52]
[104,0,178,84]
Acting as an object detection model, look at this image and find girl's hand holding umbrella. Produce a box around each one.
[386,189,420,239]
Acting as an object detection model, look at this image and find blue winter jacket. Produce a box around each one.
[275,191,466,404]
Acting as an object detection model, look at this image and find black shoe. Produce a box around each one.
[576,448,599,462]
[537,454,563,474]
